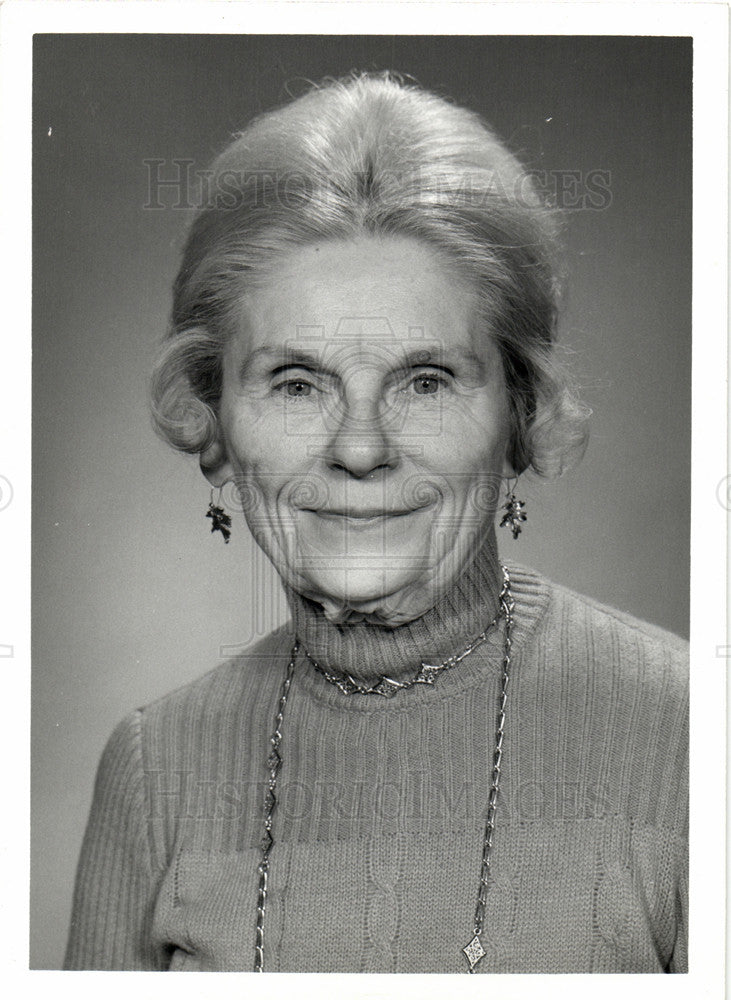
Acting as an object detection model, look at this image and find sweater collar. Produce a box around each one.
[284,529,504,684]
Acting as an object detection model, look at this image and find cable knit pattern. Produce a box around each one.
[64,553,688,973]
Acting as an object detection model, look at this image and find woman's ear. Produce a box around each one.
[199,437,234,488]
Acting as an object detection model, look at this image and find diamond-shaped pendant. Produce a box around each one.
[462,934,486,972]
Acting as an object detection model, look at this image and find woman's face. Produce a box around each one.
[216,234,512,624]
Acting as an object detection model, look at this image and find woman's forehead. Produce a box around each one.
[229,235,493,365]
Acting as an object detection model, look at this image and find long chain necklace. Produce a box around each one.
[255,565,515,974]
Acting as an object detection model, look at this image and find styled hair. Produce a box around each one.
[151,72,589,477]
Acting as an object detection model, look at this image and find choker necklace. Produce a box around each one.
[255,564,515,974]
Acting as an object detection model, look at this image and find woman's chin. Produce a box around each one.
[296,567,431,625]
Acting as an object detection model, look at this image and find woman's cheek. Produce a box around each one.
[225,408,276,469]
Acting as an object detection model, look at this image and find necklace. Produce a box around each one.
[255,565,515,974]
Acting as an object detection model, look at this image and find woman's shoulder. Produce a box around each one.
[507,562,688,682]
[508,563,688,839]
[131,622,297,747]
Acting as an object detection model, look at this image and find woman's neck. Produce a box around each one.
[284,529,504,683]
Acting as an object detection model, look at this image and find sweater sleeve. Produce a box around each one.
[667,840,688,973]
[669,650,689,975]
[666,654,689,975]
[64,710,166,970]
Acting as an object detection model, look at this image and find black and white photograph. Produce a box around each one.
[4,0,725,994]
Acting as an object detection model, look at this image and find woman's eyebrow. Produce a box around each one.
[237,345,486,382]
[398,347,486,375]
[237,346,323,382]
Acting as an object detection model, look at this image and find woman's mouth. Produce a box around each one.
[306,508,418,522]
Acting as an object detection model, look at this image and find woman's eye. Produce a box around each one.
[274,379,314,397]
[286,380,311,397]
[411,373,446,395]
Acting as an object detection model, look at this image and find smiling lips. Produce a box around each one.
[306,507,423,522]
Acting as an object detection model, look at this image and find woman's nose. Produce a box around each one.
[325,394,399,479]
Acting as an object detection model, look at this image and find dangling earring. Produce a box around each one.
[500,476,527,539]
[206,486,232,543]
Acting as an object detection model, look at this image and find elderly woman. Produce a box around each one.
[64,73,688,974]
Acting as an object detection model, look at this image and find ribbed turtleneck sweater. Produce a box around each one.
[64,538,688,973]
[284,529,505,684]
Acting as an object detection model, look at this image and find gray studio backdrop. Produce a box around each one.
[31,35,691,969]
